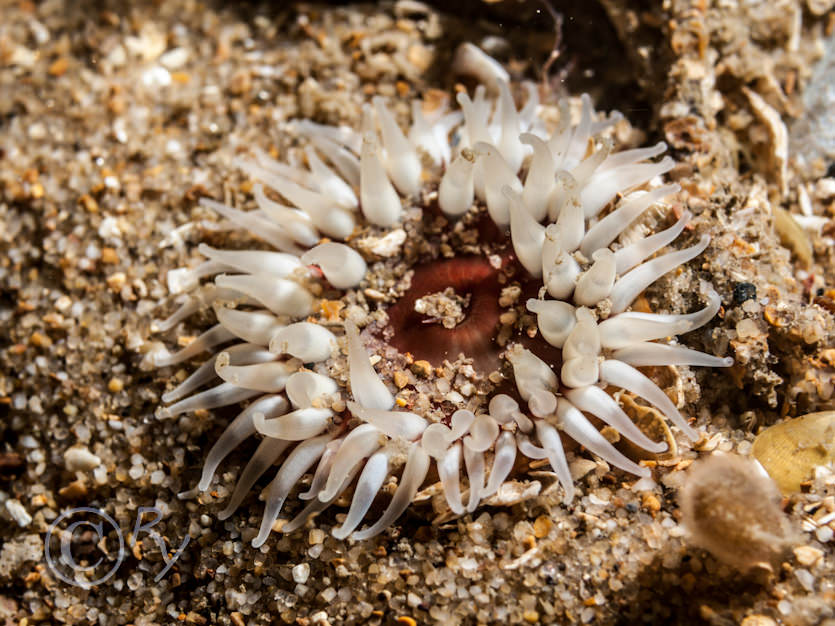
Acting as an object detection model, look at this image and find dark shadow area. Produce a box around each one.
[612,548,780,625]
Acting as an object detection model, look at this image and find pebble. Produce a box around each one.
[815,525,833,542]
[533,515,551,539]
[393,371,409,388]
[793,545,824,566]
[794,568,815,591]
[142,65,172,88]
[292,563,310,584]
[63,446,101,472]
[641,493,661,514]
[411,360,433,377]
[5,499,32,527]
[741,616,777,626]
[736,318,761,339]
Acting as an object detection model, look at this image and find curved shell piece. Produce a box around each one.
[752,411,835,494]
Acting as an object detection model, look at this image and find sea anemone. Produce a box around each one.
[147,44,732,545]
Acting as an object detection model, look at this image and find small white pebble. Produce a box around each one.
[735,318,760,340]
[64,446,101,472]
[73,424,91,443]
[459,557,478,570]
[55,295,72,312]
[366,228,406,257]
[794,545,823,566]
[741,299,761,314]
[588,493,609,506]
[292,563,310,584]
[98,216,121,239]
[794,568,815,591]
[159,47,189,69]
[165,139,182,156]
[142,65,171,88]
[444,391,464,404]
[815,525,833,543]
[5,499,32,527]
[310,610,330,625]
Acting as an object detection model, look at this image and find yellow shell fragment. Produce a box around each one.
[773,206,813,269]
[617,393,678,460]
[752,411,835,494]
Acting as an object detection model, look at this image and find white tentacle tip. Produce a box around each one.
[251,411,269,436]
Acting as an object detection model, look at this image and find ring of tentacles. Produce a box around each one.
[147,66,732,545]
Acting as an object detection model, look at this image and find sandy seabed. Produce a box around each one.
[1,1,834,624]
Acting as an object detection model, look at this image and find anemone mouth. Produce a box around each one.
[148,44,733,544]
[385,254,504,371]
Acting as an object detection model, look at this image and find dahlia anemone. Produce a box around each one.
[147,45,732,545]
